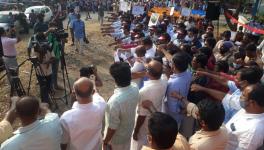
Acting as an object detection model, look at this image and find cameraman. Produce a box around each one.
[47,23,64,90]
[0,27,21,82]
[27,31,55,104]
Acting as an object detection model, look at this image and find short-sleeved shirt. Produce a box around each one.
[189,126,228,150]
[166,71,192,122]
[226,109,264,150]
[72,20,85,39]
[68,13,77,28]
[1,37,17,57]
[222,81,242,123]
[104,84,140,145]
[1,113,62,150]
[60,93,107,150]
[33,22,48,34]
[136,79,167,139]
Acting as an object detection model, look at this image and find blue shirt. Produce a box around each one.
[1,113,62,150]
[166,70,192,123]
[222,81,242,123]
[68,13,77,28]
[72,20,85,39]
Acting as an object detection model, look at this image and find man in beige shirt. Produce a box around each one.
[170,92,228,150]
[141,112,190,150]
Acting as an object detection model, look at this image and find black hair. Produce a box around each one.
[234,51,246,60]
[148,112,178,149]
[194,53,208,68]
[249,83,264,107]
[223,30,231,39]
[110,62,131,87]
[197,99,225,131]
[172,52,189,72]
[143,37,153,46]
[239,66,263,84]
[245,43,257,52]
[205,38,216,49]
[199,47,213,59]
[16,96,40,118]
[215,60,229,73]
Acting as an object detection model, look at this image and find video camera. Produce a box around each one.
[31,40,51,54]
[52,28,69,40]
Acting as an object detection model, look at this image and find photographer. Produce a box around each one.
[0,27,21,83]
[27,31,55,104]
[79,65,103,87]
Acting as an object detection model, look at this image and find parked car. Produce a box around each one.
[0,10,19,31]
[24,6,52,22]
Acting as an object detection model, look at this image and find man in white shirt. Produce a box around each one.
[131,46,146,88]
[131,59,167,150]
[60,77,106,150]
[225,83,264,150]
[142,37,156,59]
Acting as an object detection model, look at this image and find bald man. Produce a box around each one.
[60,77,106,150]
[131,60,168,150]
[1,96,62,150]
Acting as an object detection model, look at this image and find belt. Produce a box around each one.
[3,55,16,58]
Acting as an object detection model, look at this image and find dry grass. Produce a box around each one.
[0,13,115,120]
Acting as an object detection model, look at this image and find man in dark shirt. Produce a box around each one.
[33,14,48,34]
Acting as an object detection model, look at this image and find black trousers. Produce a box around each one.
[36,74,52,104]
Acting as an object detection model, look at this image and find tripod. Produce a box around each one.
[9,69,26,97]
[27,57,58,109]
[0,58,28,97]
[53,41,72,107]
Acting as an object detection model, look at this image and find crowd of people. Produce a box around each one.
[1,0,264,150]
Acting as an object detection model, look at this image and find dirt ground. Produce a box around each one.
[0,12,115,119]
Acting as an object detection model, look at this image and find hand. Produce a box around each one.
[170,91,182,99]
[4,109,17,124]
[133,131,138,141]
[191,84,204,92]
[141,100,153,110]
[40,103,50,115]
[195,70,207,76]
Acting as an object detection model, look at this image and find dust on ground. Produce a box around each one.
[0,13,115,119]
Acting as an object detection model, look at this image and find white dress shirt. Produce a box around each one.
[60,93,107,150]
[225,109,264,150]
[131,79,168,150]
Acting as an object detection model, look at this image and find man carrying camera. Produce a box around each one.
[27,30,55,104]
[0,27,21,83]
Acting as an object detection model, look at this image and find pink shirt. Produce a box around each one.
[1,37,17,56]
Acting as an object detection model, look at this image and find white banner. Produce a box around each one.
[132,5,145,15]
[181,7,191,16]
[119,1,129,12]
[148,13,160,27]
